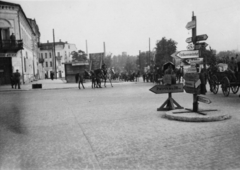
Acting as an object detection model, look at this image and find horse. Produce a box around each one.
[94,69,103,88]
[101,67,114,87]
[175,67,184,83]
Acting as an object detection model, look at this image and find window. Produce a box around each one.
[50,61,52,67]
[46,62,48,67]
[58,52,60,56]
[26,52,28,59]
[41,53,43,59]
[49,52,51,58]
[45,53,47,58]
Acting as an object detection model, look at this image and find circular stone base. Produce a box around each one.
[164,109,231,122]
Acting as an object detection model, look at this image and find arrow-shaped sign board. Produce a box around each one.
[195,42,208,50]
[149,84,183,94]
[197,95,211,104]
[196,34,208,42]
[186,20,196,30]
[186,37,192,43]
[176,50,199,59]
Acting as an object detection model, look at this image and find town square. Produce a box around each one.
[1,0,240,169]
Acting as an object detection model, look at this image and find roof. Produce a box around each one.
[39,42,66,50]
[0,1,35,35]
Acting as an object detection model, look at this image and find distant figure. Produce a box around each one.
[50,71,54,80]
[228,57,237,80]
[78,73,85,89]
[14,69,21,89]
[75,73,79,83]
[10,33,16,45]
[164,64,174,75]
[10,73,16,89]
[143,73,146,82]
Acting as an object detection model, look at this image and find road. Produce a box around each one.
[0,81,240,170]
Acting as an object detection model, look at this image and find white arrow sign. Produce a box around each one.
[176,50,199,59]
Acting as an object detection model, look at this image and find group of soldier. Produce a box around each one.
[10,69,21,89]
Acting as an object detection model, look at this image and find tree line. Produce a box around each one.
[101,37,239,73]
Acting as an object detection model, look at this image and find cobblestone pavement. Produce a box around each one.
[0,81,240,170]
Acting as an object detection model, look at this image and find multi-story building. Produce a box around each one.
[39,40,77,78]
[28,18,44,80]
[0,1,40,85]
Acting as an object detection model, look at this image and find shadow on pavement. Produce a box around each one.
[0,104,27,135]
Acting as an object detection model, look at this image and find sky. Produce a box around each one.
[4,0,240,56]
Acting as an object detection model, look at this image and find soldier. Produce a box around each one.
[10,33,16,46]
[10,73,16,89]
[14,69,21,89]
[78,72,85,89]
[50,71,54,80]
[228,57,237,80]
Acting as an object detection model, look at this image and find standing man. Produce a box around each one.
[10,33,16,46]
[50,71,54,80]
[14,69,21,89]
[78,72,85,89]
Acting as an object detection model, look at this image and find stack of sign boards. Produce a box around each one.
[184,69,201,94]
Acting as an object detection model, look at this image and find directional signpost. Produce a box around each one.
[149,84,184,111]
[196,34,208,42]
[195,42,208,50]
[186,37,192,43]
[176,50,199,59]
[186,20,196,30]
[197,95,211,104]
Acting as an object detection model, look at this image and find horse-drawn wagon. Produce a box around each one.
[208,63,240,97]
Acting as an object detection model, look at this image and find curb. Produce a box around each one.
[163,109,231,122]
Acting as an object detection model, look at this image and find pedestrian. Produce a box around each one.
[78,72,85,89]
[164,64,176,84]
[10,73,16,89]
[14,69,21,89]
[200,68,207,95]
[75,73,79,83]
[10,33,16,46]
[50,71,54,80]
[228,57,237,80]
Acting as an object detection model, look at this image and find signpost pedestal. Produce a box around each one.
[157,92,183,111]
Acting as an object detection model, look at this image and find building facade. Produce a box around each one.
[0,1,40,85]
[39,40,77,78]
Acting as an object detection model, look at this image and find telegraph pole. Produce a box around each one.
[149,38,151,66]
[86,40,88,59]
[53,29,57,79]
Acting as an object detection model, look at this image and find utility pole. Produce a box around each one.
[103,41,106,61]
[149,38,151,66]
[53,29,57,79]
[139,50,141,73]
[86,40,88,59]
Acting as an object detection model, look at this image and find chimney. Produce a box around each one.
[59,39,61,42]
[65,41,68,44]
[47,40,49,43]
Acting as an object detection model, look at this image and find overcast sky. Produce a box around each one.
[6,0,240,56]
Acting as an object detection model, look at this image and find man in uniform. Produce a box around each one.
[78,72,85,89]
[14,69,21,89]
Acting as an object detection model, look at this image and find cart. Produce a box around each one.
[208,63,240,97]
